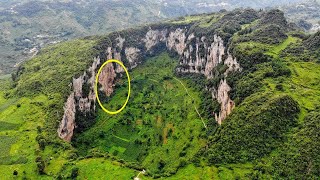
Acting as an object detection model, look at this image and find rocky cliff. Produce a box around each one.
[57,57,101,142]
[57,25,241,141]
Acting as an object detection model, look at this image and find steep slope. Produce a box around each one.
[0,8,320,179]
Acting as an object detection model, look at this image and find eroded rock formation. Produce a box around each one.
[167,28,187,55]
[57,93,76,142]
[215,79,235,125]
[57,57,101,141]
[125,47,140,68]
[98,63,116,96]
[143,29,168,51]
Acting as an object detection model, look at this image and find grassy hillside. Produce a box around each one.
[205,13,320,178]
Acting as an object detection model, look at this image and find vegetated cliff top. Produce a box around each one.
[0,0,314,75]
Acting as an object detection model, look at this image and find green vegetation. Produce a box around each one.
[14,38,98,96]
[75,53,207,176]
[271,110,320,178]
[206,94,300,164]
[0,92,49,178]
[10,37,101,143]
[216,11,320,177]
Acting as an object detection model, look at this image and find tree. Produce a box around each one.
[13,170,18,176]
[71,167,79,179]
[35,156,45,174]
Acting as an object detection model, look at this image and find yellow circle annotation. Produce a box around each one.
[95,59,131,115]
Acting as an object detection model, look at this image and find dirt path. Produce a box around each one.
[173,77,207,129]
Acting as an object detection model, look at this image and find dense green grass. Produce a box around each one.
[0,121,20,132]
[0,136,17,157]
[0,84,50,178]
[76,158,139,179]
[266,36,300,57]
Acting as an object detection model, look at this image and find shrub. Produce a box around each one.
[13,170,18,176]
[275,84,284,91]
[35,156,45,174]
[71,167,79,179]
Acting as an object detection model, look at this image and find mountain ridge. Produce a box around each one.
[1,0,318,75]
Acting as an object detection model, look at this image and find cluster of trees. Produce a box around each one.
[248,110,320,179]
[189,8,259,45]
[281,31,320,62]
[206,95,300,164]
[234,9,296,45]
[271,110,320,178]
[259,10,288,29]
[251,25,288,44]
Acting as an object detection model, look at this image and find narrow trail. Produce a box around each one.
[172,77,207,129]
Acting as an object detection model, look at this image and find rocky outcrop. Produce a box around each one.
[57,93,76,142]
[214,79,235,125]
[143,29,168,51]
[125,47,140,68]
[57,57,101,141]
[224,54,241,75]
[98,63,116,96]
[177,35,238,78]
[177,34,240,124]
[167,28,187,55]
[57,26,240,141]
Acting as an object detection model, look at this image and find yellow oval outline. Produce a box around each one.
[95,59,131,115]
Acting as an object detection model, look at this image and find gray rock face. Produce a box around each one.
[57,57,101,141]
[215,79,235,125]
[166,28,187,55]
[143,29,168,51]
[178,34,239,78]
[177,34,241,124]
[57,26,241,141]
[57,92,76,142]
[125,47,140,68]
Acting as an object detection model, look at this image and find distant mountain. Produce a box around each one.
[280,0,320,32]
